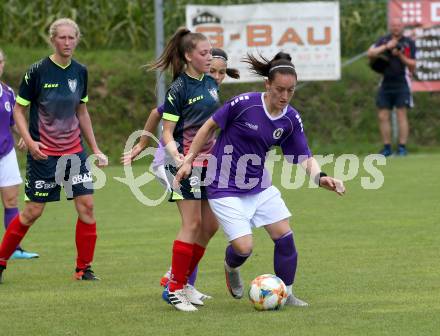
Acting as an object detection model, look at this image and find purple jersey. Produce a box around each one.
[152,104,165,168]
[0,82,16,158]
[207,92,311,199]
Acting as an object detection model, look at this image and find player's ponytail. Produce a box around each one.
[226,68,240,79]
[244,51,297,81]
[150,27,208,80]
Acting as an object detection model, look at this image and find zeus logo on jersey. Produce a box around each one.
[43,83,59,89]
[188,95,204,105]
[71,172,92,185]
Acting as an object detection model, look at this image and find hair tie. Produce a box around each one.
[212,55,227,63]
[269,65,295,73]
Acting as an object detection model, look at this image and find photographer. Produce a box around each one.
[367,18,416,156]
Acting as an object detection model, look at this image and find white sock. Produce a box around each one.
[286,285,293,296]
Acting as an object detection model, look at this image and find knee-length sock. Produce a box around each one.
[187,244,205,286]
[0,215,30,267]
[225,244,251,269]
[169,240,193,292]
[273,231,297,286]
[75,218,97,270]
[4,208,20,250]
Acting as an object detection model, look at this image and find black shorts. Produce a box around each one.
[376,86,413,109]
[165,164,207,201]
[25,150,93,203]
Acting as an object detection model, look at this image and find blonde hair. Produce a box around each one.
[49,18,80,40]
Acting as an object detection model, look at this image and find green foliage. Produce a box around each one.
[0,0,153,50]
[1,0,387,57]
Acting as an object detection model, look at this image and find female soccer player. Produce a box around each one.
[0,49,39,260]
[147,28,223,311]
[122,49,239,302]
[0,18,108,284]
[175,52,345,306]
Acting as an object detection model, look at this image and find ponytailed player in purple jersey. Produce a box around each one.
[123,47,240,309]
[176,52,345,307]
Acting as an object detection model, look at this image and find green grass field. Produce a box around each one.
[1,154,439,336]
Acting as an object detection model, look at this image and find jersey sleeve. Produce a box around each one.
[162,79,185,123]
[80,66,89,104]
[409,39,416,59]
[374,36,387,48]
[9,88,16,126]
[280,112,311,164]
[16,65,38,107]
[157,104,165,117]
[212,94,245,130]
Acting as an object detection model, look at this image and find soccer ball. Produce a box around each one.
[248,274,288,311]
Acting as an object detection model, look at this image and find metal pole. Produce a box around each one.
[154,0,165,135]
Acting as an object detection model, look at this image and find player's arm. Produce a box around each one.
[300,157,345,196]
[367,39,397,59]
[76,103,108,167]
[174,117,219,185]
[121,107,162,165]
[10,125,26,151]
[395,51,416,73]
[13,103,48,160]
[162,119,183,166]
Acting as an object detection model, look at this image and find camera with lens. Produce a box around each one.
[393,42,404,52]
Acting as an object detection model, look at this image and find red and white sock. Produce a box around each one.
[75,218,97,270]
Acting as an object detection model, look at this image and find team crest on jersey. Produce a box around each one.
[68,79,77,93]
[4,101,11,112]
[208,88,219,102]
[273,128,284,140]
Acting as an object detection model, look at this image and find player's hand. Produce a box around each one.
[173,162,192,189]
[94,151,109,167]
[121,143,144,165]
[174,153,185,168]
[386,39,398,50]
[28,141,48,160]
[319,176,345,196]
[17,137,27,151]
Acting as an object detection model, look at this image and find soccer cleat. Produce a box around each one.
[0,265,5,284]
[224,261,244,299]
[379,146,392,157]
[74,266,100,280]
[160,268,171,287]
[190,286,212,301]
[167,289,198,312]
[10,248,39,260]
[184,285,204,306]
[396,145,408,156]
[285,294,309,307]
